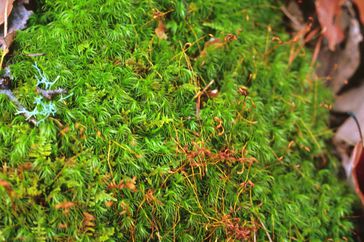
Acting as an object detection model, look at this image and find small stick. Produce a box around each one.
[193,80,215,99]
[194,80,215,118]
[257,217,273,242]
[36,87,67,100]
[0,89,37,125]
[4,0,9,37]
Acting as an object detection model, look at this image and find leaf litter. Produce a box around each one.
[284,1,364,236]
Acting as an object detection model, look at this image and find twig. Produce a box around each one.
[257,217,273,242]
[0,89,37,125]
[4,0,9,37]
[280,5,304,32]
[0,0,10,69]
[36,87,67,100]
[193,80,215,99]
[194,80,215,118]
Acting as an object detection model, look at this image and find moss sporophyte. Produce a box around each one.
[0,0,356,241]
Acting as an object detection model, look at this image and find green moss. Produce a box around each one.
[0,0,355,240]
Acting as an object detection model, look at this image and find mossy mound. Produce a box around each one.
[0,0,355,241]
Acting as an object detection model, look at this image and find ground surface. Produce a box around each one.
[0,0,357,241]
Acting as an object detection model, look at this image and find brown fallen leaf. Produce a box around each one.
[353,0,364,24]
[317,18,362,93]
[334,82,364,114]
[334,109,364,191]
[0,2,33,67]
[315,0,345,51]
[7,3,33,33]
[155,20,167,40]
[347,142,364,205]
[0,0,14,26]
[334,109,364,148]
[0,30,15,51]
[281,1,305,32]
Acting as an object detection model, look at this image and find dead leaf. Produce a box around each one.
[333,106,364,185]
[353,0,364,24]
[0,0,14,26]
[155,20,167,40]
[315,0,345,51]
[0,30,15,50]
[281,1,305,32]
[7,3,32,33]
[345,143,364,205]
[317,18,362,93]
[0,2,33,64]
[18,0,30,4]
[334,108,364,147]
[334,82,364,113]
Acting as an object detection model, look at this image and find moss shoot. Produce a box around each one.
[0,0,355,241]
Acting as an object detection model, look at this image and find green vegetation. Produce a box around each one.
[0,0,355,240]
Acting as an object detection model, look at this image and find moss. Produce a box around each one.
[0,0,355,240]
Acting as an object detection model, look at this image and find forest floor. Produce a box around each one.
[0,0,362,241]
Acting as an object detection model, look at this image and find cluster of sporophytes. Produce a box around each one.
[0,0,356,241]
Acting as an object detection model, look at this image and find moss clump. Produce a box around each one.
[0,0,355,241]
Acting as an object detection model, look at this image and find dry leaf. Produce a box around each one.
[333,106,364,183]
[7,3,33,33]
[334,82,364,113]
[334,107,364,147]
[0,30,15,50]
[346,143,364,205]
[155,20,167,40]
[0,0,15,26]
[0,3,33,56]
[315,0,345,51]
[317,18,362,93]
[353,0,364,24]
[281,1,305,32]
